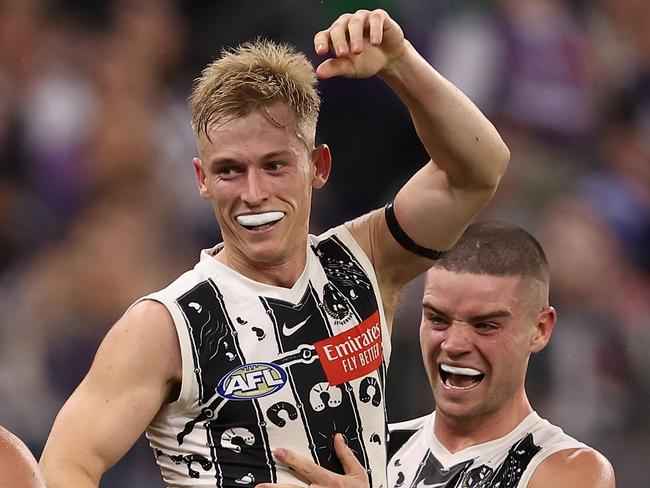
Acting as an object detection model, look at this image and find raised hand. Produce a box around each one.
[255,434,369,488]
[314,9,406,80]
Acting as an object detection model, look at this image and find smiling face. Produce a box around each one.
[194,101,330,281]
[420,268,555,430]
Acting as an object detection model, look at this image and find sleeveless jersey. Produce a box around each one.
[136,226,390,488]
[387,411,586,488]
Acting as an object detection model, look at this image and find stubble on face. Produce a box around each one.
[422,271,541,440]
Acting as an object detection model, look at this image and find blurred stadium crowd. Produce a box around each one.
[1,0,648,486]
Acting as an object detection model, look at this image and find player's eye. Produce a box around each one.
[427,314,449,329]
[265,161,285,172]
[475,322,497,332]
[217,166,242,178]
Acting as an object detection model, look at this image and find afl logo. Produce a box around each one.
[217,362,287,400]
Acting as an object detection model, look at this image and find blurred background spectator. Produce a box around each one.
[1,0,648,486]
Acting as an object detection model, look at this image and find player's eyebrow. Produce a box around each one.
[469,311,513,322]
[423,304,512,322]
[259,150,293,161]
[208,150,293,168]
[422,304,450,318]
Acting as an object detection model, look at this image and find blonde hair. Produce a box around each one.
[190,39,321,146]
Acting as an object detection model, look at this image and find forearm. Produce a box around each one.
[379,41,509,190]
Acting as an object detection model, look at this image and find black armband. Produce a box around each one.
[384,201,445,260]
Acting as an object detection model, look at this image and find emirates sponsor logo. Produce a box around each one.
[315,311,382,385]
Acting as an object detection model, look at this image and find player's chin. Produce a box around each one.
[244,242,288,264]
[435,399,483,421]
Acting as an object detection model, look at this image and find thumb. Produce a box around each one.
[316,58,356,79]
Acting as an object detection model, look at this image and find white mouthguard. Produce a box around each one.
[440,364,482,376]
[236,212,285,227]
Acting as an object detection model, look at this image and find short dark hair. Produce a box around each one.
[435,221,549,283]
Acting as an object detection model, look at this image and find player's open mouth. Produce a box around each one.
[236,212,285,231]
[439,363,485,389]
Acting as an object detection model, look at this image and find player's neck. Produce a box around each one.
[216,246,308,288]
[433,394,533,454]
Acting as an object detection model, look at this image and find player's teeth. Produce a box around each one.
[236,212,285,227]
[440,364,482,376]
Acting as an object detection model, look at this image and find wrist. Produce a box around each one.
[377,39,416,80]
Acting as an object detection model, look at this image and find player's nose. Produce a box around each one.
[241,168,269,205]
[440,322,473,356]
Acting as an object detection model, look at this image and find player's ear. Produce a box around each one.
[530,306,557,353]
[193,157,211,199]
[311,144,331,189]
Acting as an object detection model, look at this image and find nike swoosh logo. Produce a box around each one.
[282,315,311,336]
[418,480,447,488]
[416,481,447,488]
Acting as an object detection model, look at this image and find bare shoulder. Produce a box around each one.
[95,299,182,387]
[345,209,380,262]
[346,210,402,329]
[105,300,177,353]
[346,209,434,317]
[0,426,46,488]
[529,447,615,488]
[119,298,175,326]
[346,207,436,322]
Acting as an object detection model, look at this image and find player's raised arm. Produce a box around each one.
[315,9,510,325]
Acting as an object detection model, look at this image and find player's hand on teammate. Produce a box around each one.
[255,434,368,488]
[314,9,406,80]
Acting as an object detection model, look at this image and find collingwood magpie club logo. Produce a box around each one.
[322,283,352,324]
[217,362,288,400]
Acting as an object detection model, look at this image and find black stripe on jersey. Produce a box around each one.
[409,451,471,488]
[485,433,540,487]
[260,284,331,465]
[261,283,371,480]
[206,426,223,486]
[260,290,320,465]
[206,279,276,488]
[176,281,216,402]
[312,235,376,321]
[264,283,332,350]
[313,236,387,467]
[177,281,241,404]
[387,428,419,461]
[313,236,388,428]
[396,433,541,488]
[176,280,276,487]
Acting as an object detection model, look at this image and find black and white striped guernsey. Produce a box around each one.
[387,411,586,488]
[134,226,391,488]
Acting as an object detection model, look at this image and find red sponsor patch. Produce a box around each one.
[315,311,382,386]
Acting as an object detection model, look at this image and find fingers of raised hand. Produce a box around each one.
[368,10,387,46]
[347,11,369,54]
[328,12,355,56]
[315,9,391,57]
